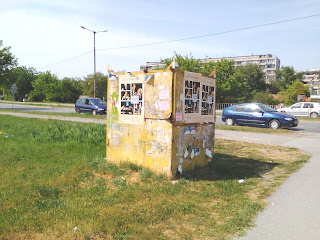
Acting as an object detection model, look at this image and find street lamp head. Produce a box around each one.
[81,26,108,33]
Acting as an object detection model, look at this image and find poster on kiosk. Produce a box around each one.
[183,72,215,124]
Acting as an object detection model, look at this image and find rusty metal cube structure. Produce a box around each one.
[106,66,216,177]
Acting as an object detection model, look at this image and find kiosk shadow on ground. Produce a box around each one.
[182,153,279,181]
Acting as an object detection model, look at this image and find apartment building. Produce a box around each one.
[140,54,280,83]
[203,54,280,82]
[296,68,320,101]
[139,61,167,71]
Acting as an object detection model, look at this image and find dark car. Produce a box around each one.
[222,103,298,129]
[75,97,107,115]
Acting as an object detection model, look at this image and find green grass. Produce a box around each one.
[297,116,320,121]
[0,115,310,239]
[215,123,295,134]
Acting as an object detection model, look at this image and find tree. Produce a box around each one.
[29,72,83,103]
[160,53,239,101]
[95,73,108,100]
[233,63,266,101]
[267,79,282,94]
[54,78,82,103]
[214,59,238,103]
[276,66,303,90]
[161,53,202,73]
[7,66,38,101]
[252,91,279,105]
[82,72,108,100]
[160,54,244,103]
[278,79,310,105]
[0,40,17,97]
[29,71,59,102]
[159,53,269,103]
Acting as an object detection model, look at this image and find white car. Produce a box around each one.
[277,102,320,118]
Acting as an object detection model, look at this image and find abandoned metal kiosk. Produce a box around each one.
[106,63,216,177]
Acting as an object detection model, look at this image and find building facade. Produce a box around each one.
[141,54,280,83]
[203,54,280,82]
[296,68,320,101]
[140,62,167,71]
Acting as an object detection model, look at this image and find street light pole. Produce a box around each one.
[81,26,108,98]
[93,30,96,98]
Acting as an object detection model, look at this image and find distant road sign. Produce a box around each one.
[11,83,17,94]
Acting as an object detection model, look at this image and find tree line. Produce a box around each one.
[0,40,107,103]
[0,40,309,105]
[160,53,310,105]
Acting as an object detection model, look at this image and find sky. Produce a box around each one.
[1,0,320,79]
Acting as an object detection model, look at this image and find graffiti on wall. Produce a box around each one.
[112,92,119,120]
[108,92,121,131]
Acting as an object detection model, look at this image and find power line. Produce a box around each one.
[39,13,320,69]
[98,13,320,51]
[38,50,92,69]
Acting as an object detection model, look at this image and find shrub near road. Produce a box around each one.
[0,116,309,239]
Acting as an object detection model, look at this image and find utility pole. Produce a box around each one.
[81,26,108,98]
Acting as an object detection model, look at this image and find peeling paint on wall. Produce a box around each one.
[178,158,183,174]
[205,148,213,158]
[107,68,215,177]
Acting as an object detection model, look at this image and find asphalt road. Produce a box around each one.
[215,115,320,134]
[0,103,75,113]
[1,102,319,133]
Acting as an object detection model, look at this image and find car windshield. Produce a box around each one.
[291,103,303,108]
[91,99,106,105]
[258,104,276,112]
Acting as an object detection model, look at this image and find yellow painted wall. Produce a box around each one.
[106,68,216,177]
[171,123,215,175]
[144,119,172,174]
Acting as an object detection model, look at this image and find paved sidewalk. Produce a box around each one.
[215,130,320,240]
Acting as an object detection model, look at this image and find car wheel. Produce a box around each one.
[92,110,97,115]
[75,108,80,113]
[225,118,234,126]
[269,119,280,129]
[310,112,318,118]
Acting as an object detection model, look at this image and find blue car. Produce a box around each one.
[75,97,107,115]
[222,103,298,129]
